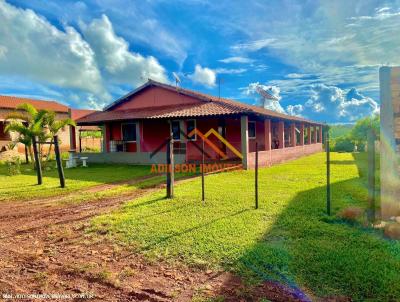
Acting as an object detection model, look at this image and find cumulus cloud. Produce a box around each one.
[219,56,254,64]
[80,15,168,86]
[305,84,379,121]
[188,64,216,87]
[286,104,304,117]
[0,1,105,96]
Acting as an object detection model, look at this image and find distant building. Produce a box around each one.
[0,95,99,153]
[379,67,400,219]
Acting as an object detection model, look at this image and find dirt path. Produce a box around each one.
[0,178,309,302]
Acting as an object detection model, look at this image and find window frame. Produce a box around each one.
[248,121,256,139]
[121,122,137,142]
[186,119,197,141]
[171,120,181,141]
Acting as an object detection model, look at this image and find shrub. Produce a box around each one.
[6,156,21,176]
[332,136,355,152]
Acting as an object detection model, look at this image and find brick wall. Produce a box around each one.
[247,143,323,169]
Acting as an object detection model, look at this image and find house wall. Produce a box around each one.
[113,86,201,110]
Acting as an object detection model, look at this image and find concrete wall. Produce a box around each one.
[379,67,400,219]
[80,151,186,165]
[247,143,323,169]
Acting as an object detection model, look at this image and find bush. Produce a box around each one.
[332,136,355,152]
[6,156,21,176]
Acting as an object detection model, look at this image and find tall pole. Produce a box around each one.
[54,135,65,188]
[32,136,42,185]
[24,145,29,164]
[166,137,174,198]
[326,126,331,215]
[201,139,205,204]
[255,142,259,209]
[367,128,376,222]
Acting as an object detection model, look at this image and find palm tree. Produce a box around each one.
[5,103,49,163]
[44,110,75,161]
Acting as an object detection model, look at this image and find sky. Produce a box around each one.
[0,0,398,123]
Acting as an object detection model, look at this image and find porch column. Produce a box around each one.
[290,123,296,147]
[264,119,271,150]
[318,125,323,143]
[68,109,76,151]
[299,123,304,146]
[313,125,318,144]
[278,121,285,149]
[241,115,249,169]
[307,125,311,144]
[136,121,141,153]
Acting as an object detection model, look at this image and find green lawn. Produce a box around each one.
[92,152,400,301]
[0,163,153,201]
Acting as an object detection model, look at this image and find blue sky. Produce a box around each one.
[0,0,397,123]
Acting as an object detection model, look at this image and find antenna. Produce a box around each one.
[218,77,224,99]
[256,85,278,101]
[173,72,181,88]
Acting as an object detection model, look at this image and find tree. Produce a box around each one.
[44,111,75,161]
[350,115,380,151]
[4,103,76,164]
[5,103,49,163]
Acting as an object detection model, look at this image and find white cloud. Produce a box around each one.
[286,104,304,117]
[214,67,247,74]
[219,56,254,64]
[305,84,379,121]
[286,73,309,79]
[231,38,276,52]
[0,1,105,96]
[80,15,168,86]
[188,64,216,87]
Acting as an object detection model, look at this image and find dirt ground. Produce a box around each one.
[0,179,311,302]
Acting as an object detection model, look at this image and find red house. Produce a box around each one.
[76,80,324,169]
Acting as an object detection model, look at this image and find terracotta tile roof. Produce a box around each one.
[0,95,69,113]
[71,109,97,120]
[78,80,323,125]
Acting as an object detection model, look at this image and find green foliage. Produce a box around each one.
[329,124,352,139]
[329,115,379,152]
[332,136,355,152]
[6,156,21,176]
[80,130,102,138]
[92,153,400,301]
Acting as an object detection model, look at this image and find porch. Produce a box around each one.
[76,115,324,169]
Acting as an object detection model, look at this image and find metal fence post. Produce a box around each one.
[255,142,259,209]
[32,136,42,185]
[166,137,174,198]
[326,127,331,216]
[367,128,376,222]
[201,139,205,204]
[54,135,65,188]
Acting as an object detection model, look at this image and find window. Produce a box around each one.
[248,121,256,139]
[121,123,136,142]
[171,121,181,141]
[186,120,196,141]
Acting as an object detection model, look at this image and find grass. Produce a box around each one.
[92,152,400,301]
[0,162,153,201]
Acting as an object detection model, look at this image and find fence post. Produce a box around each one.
[54,135,65,188]
[32,136,42,185]
[166,137,174,198]
[326,126,331,215]
[255,142,259,209]
[367,128,376,222]
[201,139,205,204]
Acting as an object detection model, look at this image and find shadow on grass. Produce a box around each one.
[215,177,399,301]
